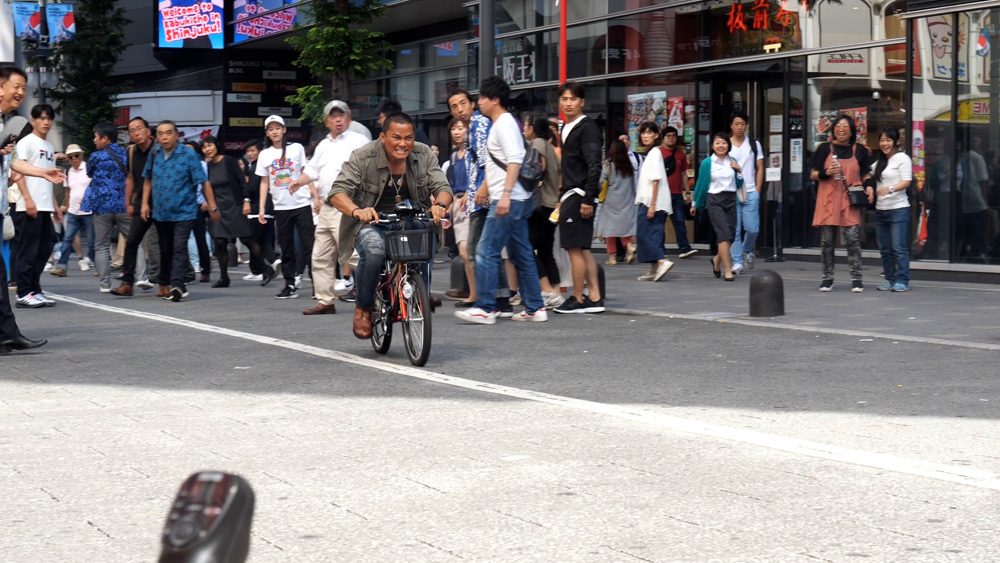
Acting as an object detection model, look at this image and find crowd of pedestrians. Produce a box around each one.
[2,65,922,354]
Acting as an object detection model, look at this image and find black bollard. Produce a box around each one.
[449,256,466,290]
[595,262,607,300]
[749,269,784,317]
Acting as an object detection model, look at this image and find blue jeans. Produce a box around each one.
[668,193,691,252]
[731,188,760,266]
[474,199,544,314]
[875,207,911,285]
[56,214,94,268]
[354,219,433,310]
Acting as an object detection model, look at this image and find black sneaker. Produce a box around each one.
[583,296,605,313]
[819,279,834,292]
[276,285,298,299]
[338,288,356,302]
[170,286,184,302]
[261,264,278,287]
[497,298,514,318]
[851,279,864,293]
[554,296,587,314]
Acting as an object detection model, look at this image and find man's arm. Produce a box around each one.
[11,159,66,184]
[579,121,604,218]
[16,177,36,218]
[124,174,135,215]
[755,141,765,192]
[141,178,153,221]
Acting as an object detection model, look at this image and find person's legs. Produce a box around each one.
[292,206,315,280]
[79,215,93,266]
[192,210,210,277]
[311,206,338,305]
[819,225,836,281]
[670,193,692,252]
[31,212,56,295]
[741,189,760,257]
[56,214,83,268]
[353,224,387,310]
[0,251,24,340]
[93,213,115,289]
[529,206,560,287]
[13,212,42,298]
[842,225,862,280]
[274,210,296,286]
[171,220,194,289]
[120,214,154,286]
[155,221,175,289]
[214,237,231,282]
[473,203,510,312]
[464,210,486,303]
[890,208,911,285]
[731,200,745,269]
[875,210,894,283]
[141,219,160,284]
[506,200,544,312]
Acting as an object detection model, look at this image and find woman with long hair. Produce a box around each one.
[200,136,275,288]
[868,126,912,292]
[636,121,659,155]
[691,132,743,282]
[598,139,637,265]
[524,113,564,307]
[810,114,872,292]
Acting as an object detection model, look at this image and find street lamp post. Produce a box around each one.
[23,0,58,103]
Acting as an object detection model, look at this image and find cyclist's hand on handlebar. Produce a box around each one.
[355,207,379,223]
[429,204,448,224]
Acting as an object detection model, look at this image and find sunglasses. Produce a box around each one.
[68,154,82,159]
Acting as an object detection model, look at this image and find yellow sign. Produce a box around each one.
[931,99,992,123]
[229,117,263,128]
[231,82,266,93]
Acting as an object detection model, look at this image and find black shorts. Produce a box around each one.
[558,193,595,249]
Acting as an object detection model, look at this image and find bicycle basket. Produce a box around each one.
[384,228,433,262]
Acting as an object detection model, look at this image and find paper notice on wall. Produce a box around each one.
[770,115,782,133]
[769,135,783,153]
[790,138,803,173]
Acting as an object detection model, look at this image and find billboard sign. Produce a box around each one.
[157,0,224,49]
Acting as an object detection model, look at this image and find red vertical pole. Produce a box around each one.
[559,0,567,121]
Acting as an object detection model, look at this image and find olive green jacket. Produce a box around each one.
[328,140,452,265]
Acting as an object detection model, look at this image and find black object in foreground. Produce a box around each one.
[159,472,255,563]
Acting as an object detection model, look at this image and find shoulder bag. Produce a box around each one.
[844,145,869,208]
[733,157,748,204]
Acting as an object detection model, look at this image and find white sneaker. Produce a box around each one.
[16,293,46,308]
[294,275,303,289]
[509,293,523,306]
[543,292,565,308]
[136,279,154,290]
[454,307,498,325]
[82,257,94,267]
[511,307,548,322]
[653,259,674,282]
[243,273,264,281]
[731,263,744,275]
[334,278,354,295]
[637,272,656,281]
[99,286,113,293]
[78,259,91,271]
[43,263,54,272]
[36,292,56,306]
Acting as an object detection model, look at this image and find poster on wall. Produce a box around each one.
[838,107,868,145]
[812,110,838,147]
[626,91,666,153]
[790,138,803,173]
[233,0,301,44]
[929,13,969,82]
[911,121,926,194]
[977,14,991,84]
[46,4,75,43]
[158,0,224,49]
[666,97,684,133]
[12,2,41,41]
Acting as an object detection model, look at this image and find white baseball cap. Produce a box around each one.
[264,115,285,128]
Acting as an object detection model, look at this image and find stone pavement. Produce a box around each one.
[459,250,1000,349]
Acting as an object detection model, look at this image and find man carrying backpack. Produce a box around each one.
[729,111,764,274]
[454,76,546,324]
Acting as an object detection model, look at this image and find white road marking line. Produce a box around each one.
[52,293,1000,492]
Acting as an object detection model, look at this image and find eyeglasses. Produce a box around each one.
[68,154,82,159]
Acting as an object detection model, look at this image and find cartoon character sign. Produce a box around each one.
[929,14,969,81]
[928,16,952,59]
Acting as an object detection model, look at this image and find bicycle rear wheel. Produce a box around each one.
[371,285,393,354]
[400,271,431,366]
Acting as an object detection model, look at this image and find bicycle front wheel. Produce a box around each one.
[371,285,393,354]
[400,271,431,366]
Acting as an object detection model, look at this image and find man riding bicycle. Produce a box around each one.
[329,112,452,339]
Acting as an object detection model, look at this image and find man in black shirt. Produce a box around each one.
[553,82,605,314]
[111,117,162,297]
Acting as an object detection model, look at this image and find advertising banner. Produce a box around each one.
[158,0,224,49]
[232,0,301,44]
[626,91,666,152]
[838,107,868,145]
[666,97,684,133]
[12,2,41,41]
[46,4,75,43]
[222,54,309,154]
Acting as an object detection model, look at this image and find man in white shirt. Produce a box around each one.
[455,76,546,324]
[51,144,93,277]
[294,100,368,314]
[729,111,764,274]
[12,103,62,308]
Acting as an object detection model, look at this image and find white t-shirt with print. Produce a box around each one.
[484,112,530,201]
[14,133,56,212]
[255,143,311,210]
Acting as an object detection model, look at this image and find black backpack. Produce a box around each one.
[488,140,545,190]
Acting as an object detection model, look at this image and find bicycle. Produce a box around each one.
[369,204,435,366]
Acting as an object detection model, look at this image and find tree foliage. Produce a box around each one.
[48,0,130,152]
[285,0,393,124]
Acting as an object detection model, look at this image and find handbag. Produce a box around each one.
[7,185,21,204]
[598,164,609,203]
[2,213,14,241]
[847,184,869,208]
[733,157,747,204]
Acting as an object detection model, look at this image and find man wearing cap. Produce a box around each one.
[50,143,94,277]
[293,100,368,315]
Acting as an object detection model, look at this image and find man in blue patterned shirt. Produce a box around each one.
[141,120,221,302]
[82,121,134,294]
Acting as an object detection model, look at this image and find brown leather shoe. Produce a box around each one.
[303,302,337,315]
[110,283,133,297]
[200,275,211,283]
[445,288,469,300]
[352,307,373,339]
[157,285,171,298]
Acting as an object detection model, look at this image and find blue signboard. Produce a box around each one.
[157,0,224,49]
